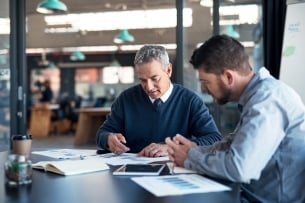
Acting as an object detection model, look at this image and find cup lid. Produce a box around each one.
[12,134,32,140]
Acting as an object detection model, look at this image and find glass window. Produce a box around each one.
[183,0,263,134]
[74,66,135,107]
[0,0,10,151]
[218,2,263,73]
[102,66,134,84]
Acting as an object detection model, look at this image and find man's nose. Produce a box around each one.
[146,80,154,91]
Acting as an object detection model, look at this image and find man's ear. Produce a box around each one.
[222,69,234,86]
[166,63,173,77]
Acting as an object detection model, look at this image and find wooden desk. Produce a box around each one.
[0,151,241,203]
[29,104,52,137]
[74,107,111,145]
[28,103,60,137]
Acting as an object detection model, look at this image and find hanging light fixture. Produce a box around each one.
[70,51,86,61]
[113,29,135,44]
[38,51,50,67]
[36,0,68,14]
[222,25,240,39]
[47,61,57,69]
[109,60,121,67]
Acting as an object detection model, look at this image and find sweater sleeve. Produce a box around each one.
[96,97,124,150]
[189,98,222,146]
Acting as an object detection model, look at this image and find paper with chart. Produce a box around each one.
[31,149,97,159]
[31,150,169,165]
[131,174,231,197]
[99,153,169,165]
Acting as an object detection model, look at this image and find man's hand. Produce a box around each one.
[165,134,197,166]
[138,143,168,157]
[107,133,130,155]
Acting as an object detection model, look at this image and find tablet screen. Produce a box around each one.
[113,164,165,176]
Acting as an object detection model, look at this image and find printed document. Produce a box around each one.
[32,149,97,159]
[131,174,231,197]
[31,150,169,165]
[99,153,169,165]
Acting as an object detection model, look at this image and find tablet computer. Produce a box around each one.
[113,164,165,176]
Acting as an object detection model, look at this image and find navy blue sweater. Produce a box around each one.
[96,84,221,153]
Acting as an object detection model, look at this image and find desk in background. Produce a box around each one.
[0,151,241,203]
[28,103,59,137]
[74,107,111,145]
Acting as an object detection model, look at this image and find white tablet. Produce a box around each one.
[113,164,165,176]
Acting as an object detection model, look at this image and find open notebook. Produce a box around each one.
[32,158,109,176]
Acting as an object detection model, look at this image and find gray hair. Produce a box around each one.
[134,45,169,69]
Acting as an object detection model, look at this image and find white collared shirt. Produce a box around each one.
[150,83,173,104]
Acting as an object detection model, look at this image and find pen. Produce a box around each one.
[79,154,97,160]
[101,153,120,158]
[167,162,175,174]
[171,163,176,175]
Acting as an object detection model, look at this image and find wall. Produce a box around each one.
[280,1,305,103]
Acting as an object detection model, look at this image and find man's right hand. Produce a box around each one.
[107,133,130,155]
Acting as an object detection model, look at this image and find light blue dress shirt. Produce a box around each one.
[185,68,305,203]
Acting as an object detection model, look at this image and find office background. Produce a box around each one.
[0,0,289,151]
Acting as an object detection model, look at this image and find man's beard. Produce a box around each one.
[214,79,231,105]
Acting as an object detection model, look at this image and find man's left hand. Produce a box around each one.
[138,143,168,157]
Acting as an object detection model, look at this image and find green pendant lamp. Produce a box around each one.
[37,0,68,14]
[113,29,135,44]
[109,59,121,67]
[70,51,86,61]
[223,25,240,39]
[47,61,57,69]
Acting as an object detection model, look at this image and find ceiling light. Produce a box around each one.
[70,51,86,61]
[113,29,135,44]
[37,0,68,14]
[200,0,213,7]
[43,8,193,33]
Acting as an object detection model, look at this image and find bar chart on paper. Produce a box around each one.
[160,176,200,189]
[131,174,231,197]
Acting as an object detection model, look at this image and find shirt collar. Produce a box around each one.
[239,67,270,107]
[150,83,173,103]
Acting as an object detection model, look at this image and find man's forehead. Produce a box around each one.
[198,69,215,78]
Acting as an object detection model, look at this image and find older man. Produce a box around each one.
[96,45,221,157]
